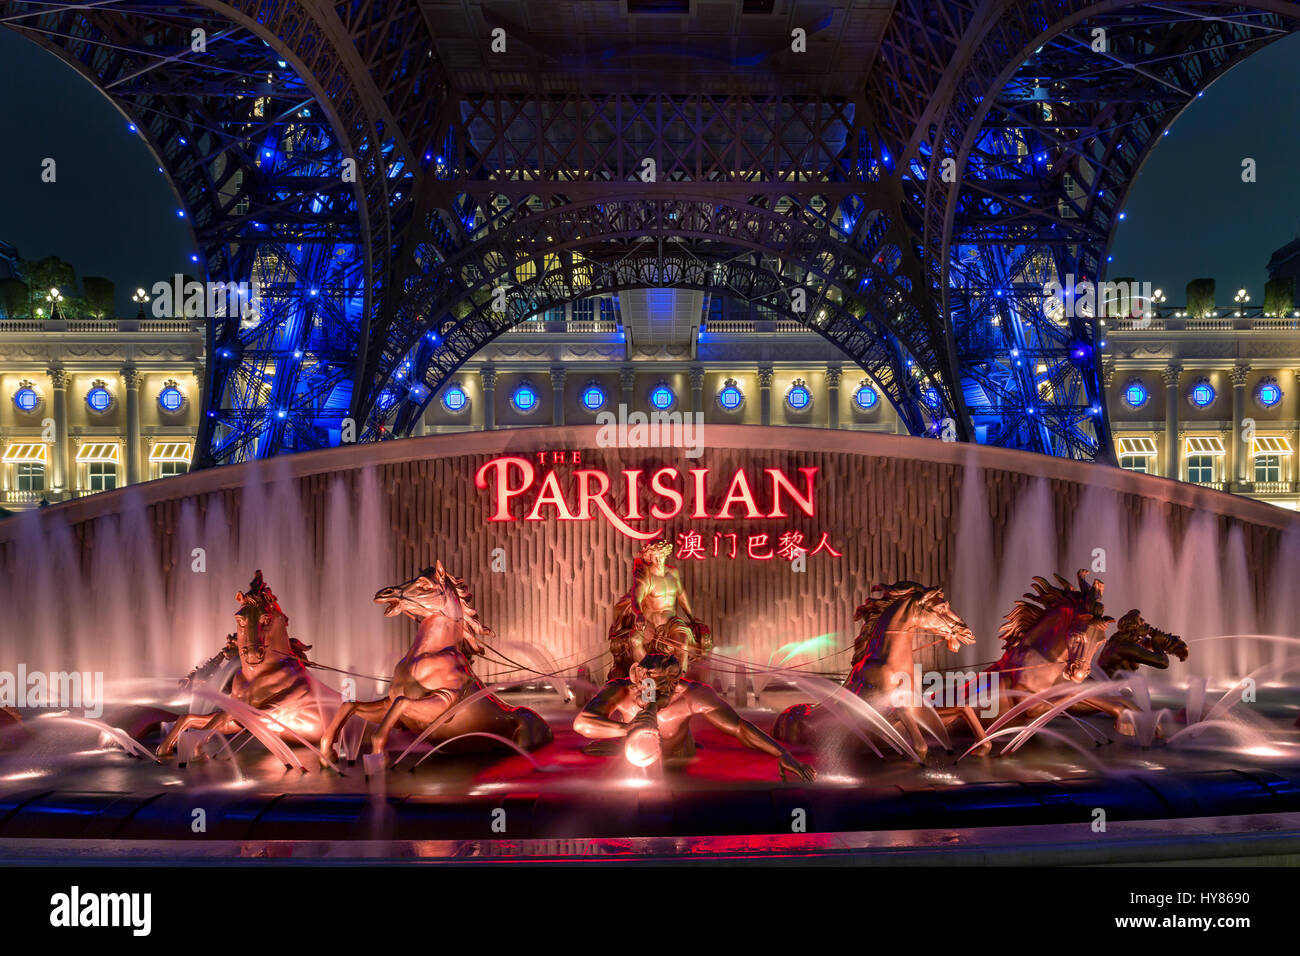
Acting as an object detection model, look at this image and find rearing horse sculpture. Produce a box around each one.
[319,562,552,767]
[158,570,336,759]
[774,582,990,759]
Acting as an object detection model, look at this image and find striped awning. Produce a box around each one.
[1253,435,1293,457]
[76,442,120,462]
[1116,436,1158,457]
[1184,435,1225,455]
[2,442,47,463]
[149,442,193,463]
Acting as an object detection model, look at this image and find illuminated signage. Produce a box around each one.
[473,453,831,549]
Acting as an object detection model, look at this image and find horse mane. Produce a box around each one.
[999,571,1110,649]
[423,563,492,654]
[852,581,928,665]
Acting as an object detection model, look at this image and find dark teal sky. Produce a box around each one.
[1108,30,1300,303]
[1,24,1299,313]
[0,28,193,315]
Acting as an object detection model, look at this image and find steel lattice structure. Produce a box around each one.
[4,0,1299,464]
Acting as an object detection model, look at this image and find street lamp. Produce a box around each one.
[45,287,63,320]
[1234,288,1250,318]
[132,287,150,319]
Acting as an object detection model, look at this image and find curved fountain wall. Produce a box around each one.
[1,426,1296,691]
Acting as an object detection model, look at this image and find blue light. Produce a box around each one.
[581,384,606,411]
[190,254,199,263]
[718,384,743,410]
[787,385,811,410]
[86,387,112,412]
[1191,383,1215,407]
[178,137,187,145]
[176,209,185,218]
[127,123,137,133]
[158,387,184,412]
[854,385,878,410]
[1118,212,1126,220]
[442,386,468,412]
[1259,383,1282,407]
[649,385,675,410]
[924,387,941,409]
[13,387,39,412]
[1124,383,1148,408]
[276,409,286,419]
[512,384,538,412]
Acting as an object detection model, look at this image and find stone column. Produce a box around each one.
[758,366,773,426]
[620,366,636,413]
[550,367,566,426]
[1162,364,1181,480]
[69,436,82,496]
[123,367,142,486]
[479,366,497,430]
[1232,364,1251,487]
[689,366,705,418]
[47,366,69,495]
[826,366,842,429]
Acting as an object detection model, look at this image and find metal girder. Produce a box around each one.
[900,0,1300,459]
[7,1,1300,465]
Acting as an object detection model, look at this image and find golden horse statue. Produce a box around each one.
[157,570,337,759]
[319,562,552,767]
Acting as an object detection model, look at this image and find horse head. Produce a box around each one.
[234,569,291,669]
[853,582,976,662]
[1000,570,1115,682]
[374,561,488,655]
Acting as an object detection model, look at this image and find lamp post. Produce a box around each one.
[45,287,63,321]
[132,287,150,319]
[1234,288,1250,318]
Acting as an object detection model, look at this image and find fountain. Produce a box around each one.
[1,425,1298,862]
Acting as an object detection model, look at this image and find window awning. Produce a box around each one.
[1117,436,1158,457]
[1252,435,1293,457]
[76,442,120,463]
[149,442,193,463]
[1184,435,1225,455]
[2,442,47,463]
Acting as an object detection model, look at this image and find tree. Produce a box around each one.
[1185,278,1216,319]
[1264,277,1295,318]
[0,278,28,319]
[19,256,77,317]
[82,277,116,319]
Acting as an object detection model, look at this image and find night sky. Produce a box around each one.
[1,25,1300,314]
[0,29,192,315]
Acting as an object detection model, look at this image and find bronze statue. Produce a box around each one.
[1097,609,1189,677]
[158,570,335,759]
[574,652,815,781]
[319,562,551,767]
[937,571,1185,739]
[774,582,990,758]
[607,539,711,679]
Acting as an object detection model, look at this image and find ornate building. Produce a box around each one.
[0,314,204,509]
[1106,303,1300,510]
[419,292,905,437]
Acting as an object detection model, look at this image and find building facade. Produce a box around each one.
[1106,307,1300,510]
[0,316,203,509]
[5,285,1300,512]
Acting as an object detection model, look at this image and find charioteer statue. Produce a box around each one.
[607,539,711,680]
[574,652,815,781]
